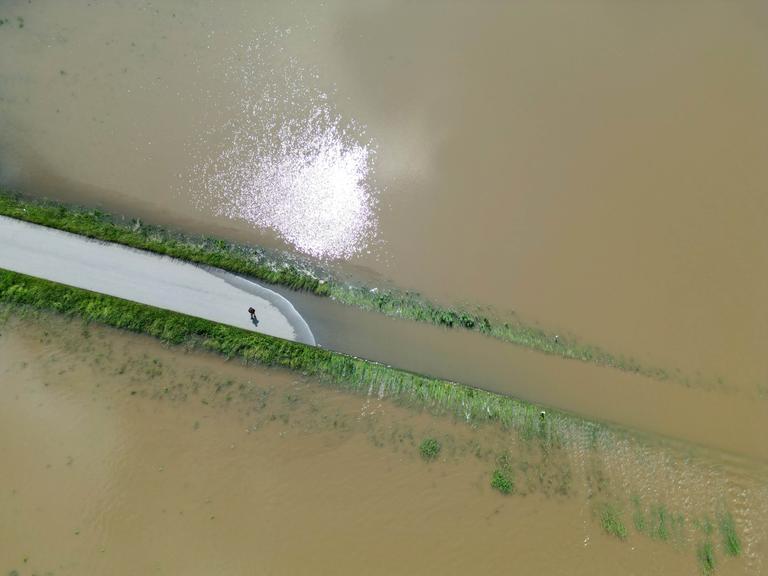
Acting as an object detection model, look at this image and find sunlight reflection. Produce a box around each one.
[191,29,378,260]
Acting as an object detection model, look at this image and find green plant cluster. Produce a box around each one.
[601,501,741,574]
[718,511,741,557]
[0,189,669,379]
[490,469,514,495]
[600,504,628,540]
[419,437,441,460]
[697,540,716,575]
[631,498,685,542]
[490,453,516,494]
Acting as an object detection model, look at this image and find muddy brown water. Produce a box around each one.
[1,0,767,462]
[1,312,766,575]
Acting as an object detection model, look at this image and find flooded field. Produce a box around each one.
[1,311,766,575]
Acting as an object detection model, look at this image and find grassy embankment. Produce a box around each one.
[0,189,668,380]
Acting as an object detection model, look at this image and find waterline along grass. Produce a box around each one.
[0,268,570,439]
[0,189,670,380]
[698,540,716,575]
[718,511,741,557]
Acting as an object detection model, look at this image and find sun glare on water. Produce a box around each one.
[191,30,378,260]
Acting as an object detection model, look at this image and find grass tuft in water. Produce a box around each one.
[631,498,687,542]
[419,437,441,460]
[490,469,514,495]
[631,495,647,533]
[718,511,741,557]
[0,189,672,380]
[600,504,627,540]
[697,540,716,575]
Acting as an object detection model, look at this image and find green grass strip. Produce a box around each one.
[0,267,581,439]
[490,469,515,495]
[697,540,716,575]
[718,511,741,557]
[0,189,327,293]
[0,189,668,380]
[418,437,441,460]
[600,504,628,540]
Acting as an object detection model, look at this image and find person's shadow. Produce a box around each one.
[251,316,259,327]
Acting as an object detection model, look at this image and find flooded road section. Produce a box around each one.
[1,312,766,575]
[282,288,768,463]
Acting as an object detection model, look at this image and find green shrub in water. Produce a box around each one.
[419,437,441,460]
[697,540,716,575]
[491,469,514,494]
[600,505,627,540]
[718,511,741,557]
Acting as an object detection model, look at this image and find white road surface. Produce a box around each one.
[0,216,315,345]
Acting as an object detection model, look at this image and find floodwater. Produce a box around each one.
[1,312,766,575]
[1,2,768,570]
[1,0,767,393]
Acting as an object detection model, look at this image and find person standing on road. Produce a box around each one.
[248,307,257,322]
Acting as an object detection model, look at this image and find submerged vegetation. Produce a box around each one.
[490,469,514,495]
[630,498,685,543]
[419,437,441,460]
[0,189,670,380]
[599,504,628,540]
[490,453,516,495]
[597,497,744,573]
[718,511,741,557]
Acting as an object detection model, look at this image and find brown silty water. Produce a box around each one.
[1,312,766,575]
[1,4,767,457]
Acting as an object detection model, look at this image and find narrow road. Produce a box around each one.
[0,216,315,345]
